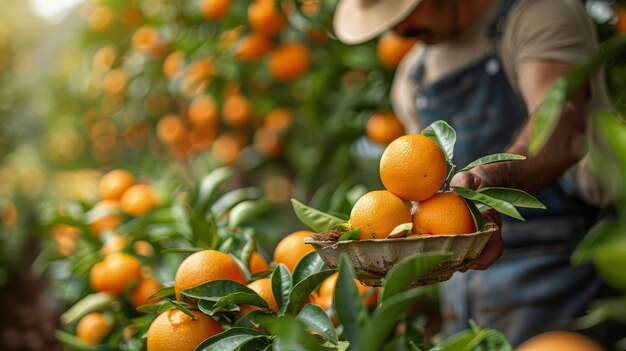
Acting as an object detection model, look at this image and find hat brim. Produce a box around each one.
[333,0,423,45]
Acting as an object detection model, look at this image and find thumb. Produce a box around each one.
[450,171,479,190]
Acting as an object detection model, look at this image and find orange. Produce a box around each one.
[92,45,118,72]
[119,184,158,217]
[189,125,217,151]
[210,132,245,165]
[174,250,246,299]
[134,240,155,257]
[273,230,315,272]
[200,0,232,20]
[187,95,218,128]
[268,43,311,81]
[310,273,378,311]
[88,5,113,32]
[618,7,626,34]
[223,94,252,128]
[99,169,134,200]
[147,309,223,351]
[101,235,127,255]
[89,200,123,236]
[366,111,405,145]
[264,107,293,131]
[516,331,605,351]
[248,0,287,37]
[186,58,216,83]
[249,251,270,273]
[76,312,113,345]
[377,31,417,69]
[52,225,80,257]
[102,68,129,96]
[90,252,142,294]
[254,125,284,158]
[412,192,475,235]
[247,278,279,313]
[349,190,411,240]
[157,114,189,145]
[234,32,272,61]
[132,25,161,54]
[163,51,184,79]
[132,276,163,307]
[380,134,447,201]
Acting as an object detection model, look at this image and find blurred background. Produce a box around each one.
[0,0,623,350]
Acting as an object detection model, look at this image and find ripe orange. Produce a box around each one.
[100,235,127,255]
[249,251,270,273]
[248,0,287,37]
[189,125,217,151]
[119,184,158,217]
[268,43,311,81]
[210,132,245,165]
[157,114,189,145]
[88,5,113,32]
[222,94,252,128]
[132,276,163,307]
[234,32,272,61]
[310,273,378,311]
[102,68,129,96]
[186,58,216,83]
[516,331,605,351]
[134,240,155,257]
[90,252,142,294]
[132,25,160,53]
[92,45,118,72]
[254,125,284,158]
[200,0,232,20]
[174,250,246,298]
[99,169,134,201]
[247,278,279,313]
[76,312,114,345]
[147,309,223,351]
[52,225,79,257]
[187,95,218,128]
[380,134,447,201]
[273,230,315,272]
[412,192,475,235]
[366,111,405,145]
[264,107,293,131]
[377,31,417,68]
[89,200,123,236]
[163,51,184,79]
[349,190,411,240]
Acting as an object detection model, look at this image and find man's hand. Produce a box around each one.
[452,170,504,271]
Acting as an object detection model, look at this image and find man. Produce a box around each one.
[334,0,618,346]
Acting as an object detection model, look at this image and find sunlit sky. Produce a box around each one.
[29,0,85,23]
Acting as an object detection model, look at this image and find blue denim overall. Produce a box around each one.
[411,0,606,346]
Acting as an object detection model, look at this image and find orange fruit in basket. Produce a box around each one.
[90,252,142,294]
[268,43,311,81]
[120,184,158,217]
[248,0,286,37]
[366,111,405,145]
[380,134,447,201]
[200,0,232,20]
[412,192,475,235]
[249,251,270,273]
[174,250,246,299]
[77,312,114,345]
[377,31,417,68]
[310,273,379,311]
[147,309,223,351]
[516,331,605,351]
[247,278,279,313]
[132,276,163,307]
[273,230,315,272]
[99,170,134,200]
[349,190,411,240]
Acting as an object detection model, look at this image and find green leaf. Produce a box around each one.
[272,264,292,314]
[339,227,360,241]
[181,280,269,310]
[292,251,325,285]
[196,327,269,351]
[169,300,197,319]
[380,252,452,303]
[238,336,274,351]
[136,301,177,314]
[228,198,272,229]
[334,255,366,350]
[460,153,526,171]
[118,207,177,235]
[55,330,91,350]
[463,198,484,232]
[477,188,545,209]
[453,187,524,221]
[191,167,234,248]
[571,217,622,265]
[296,304,338,344]
[211,187,262,218]
[421,120,457,162]
[145,286,174,301]
[289,269,337,314]
[196,167,234,207]
[60,292,115,324]
[359,288,426,351]
[291,198,345,232]
[430,327,512,351]
[255,315,325,350]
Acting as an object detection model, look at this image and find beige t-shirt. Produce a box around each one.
[391,0,614,207]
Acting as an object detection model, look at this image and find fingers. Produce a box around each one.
[450,171,477,189]
[466,229,503,271]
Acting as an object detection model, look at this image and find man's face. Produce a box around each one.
[392,0,457,44]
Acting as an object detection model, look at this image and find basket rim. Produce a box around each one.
[304,221,499,245]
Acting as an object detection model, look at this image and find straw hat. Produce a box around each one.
[333,0,423,44]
